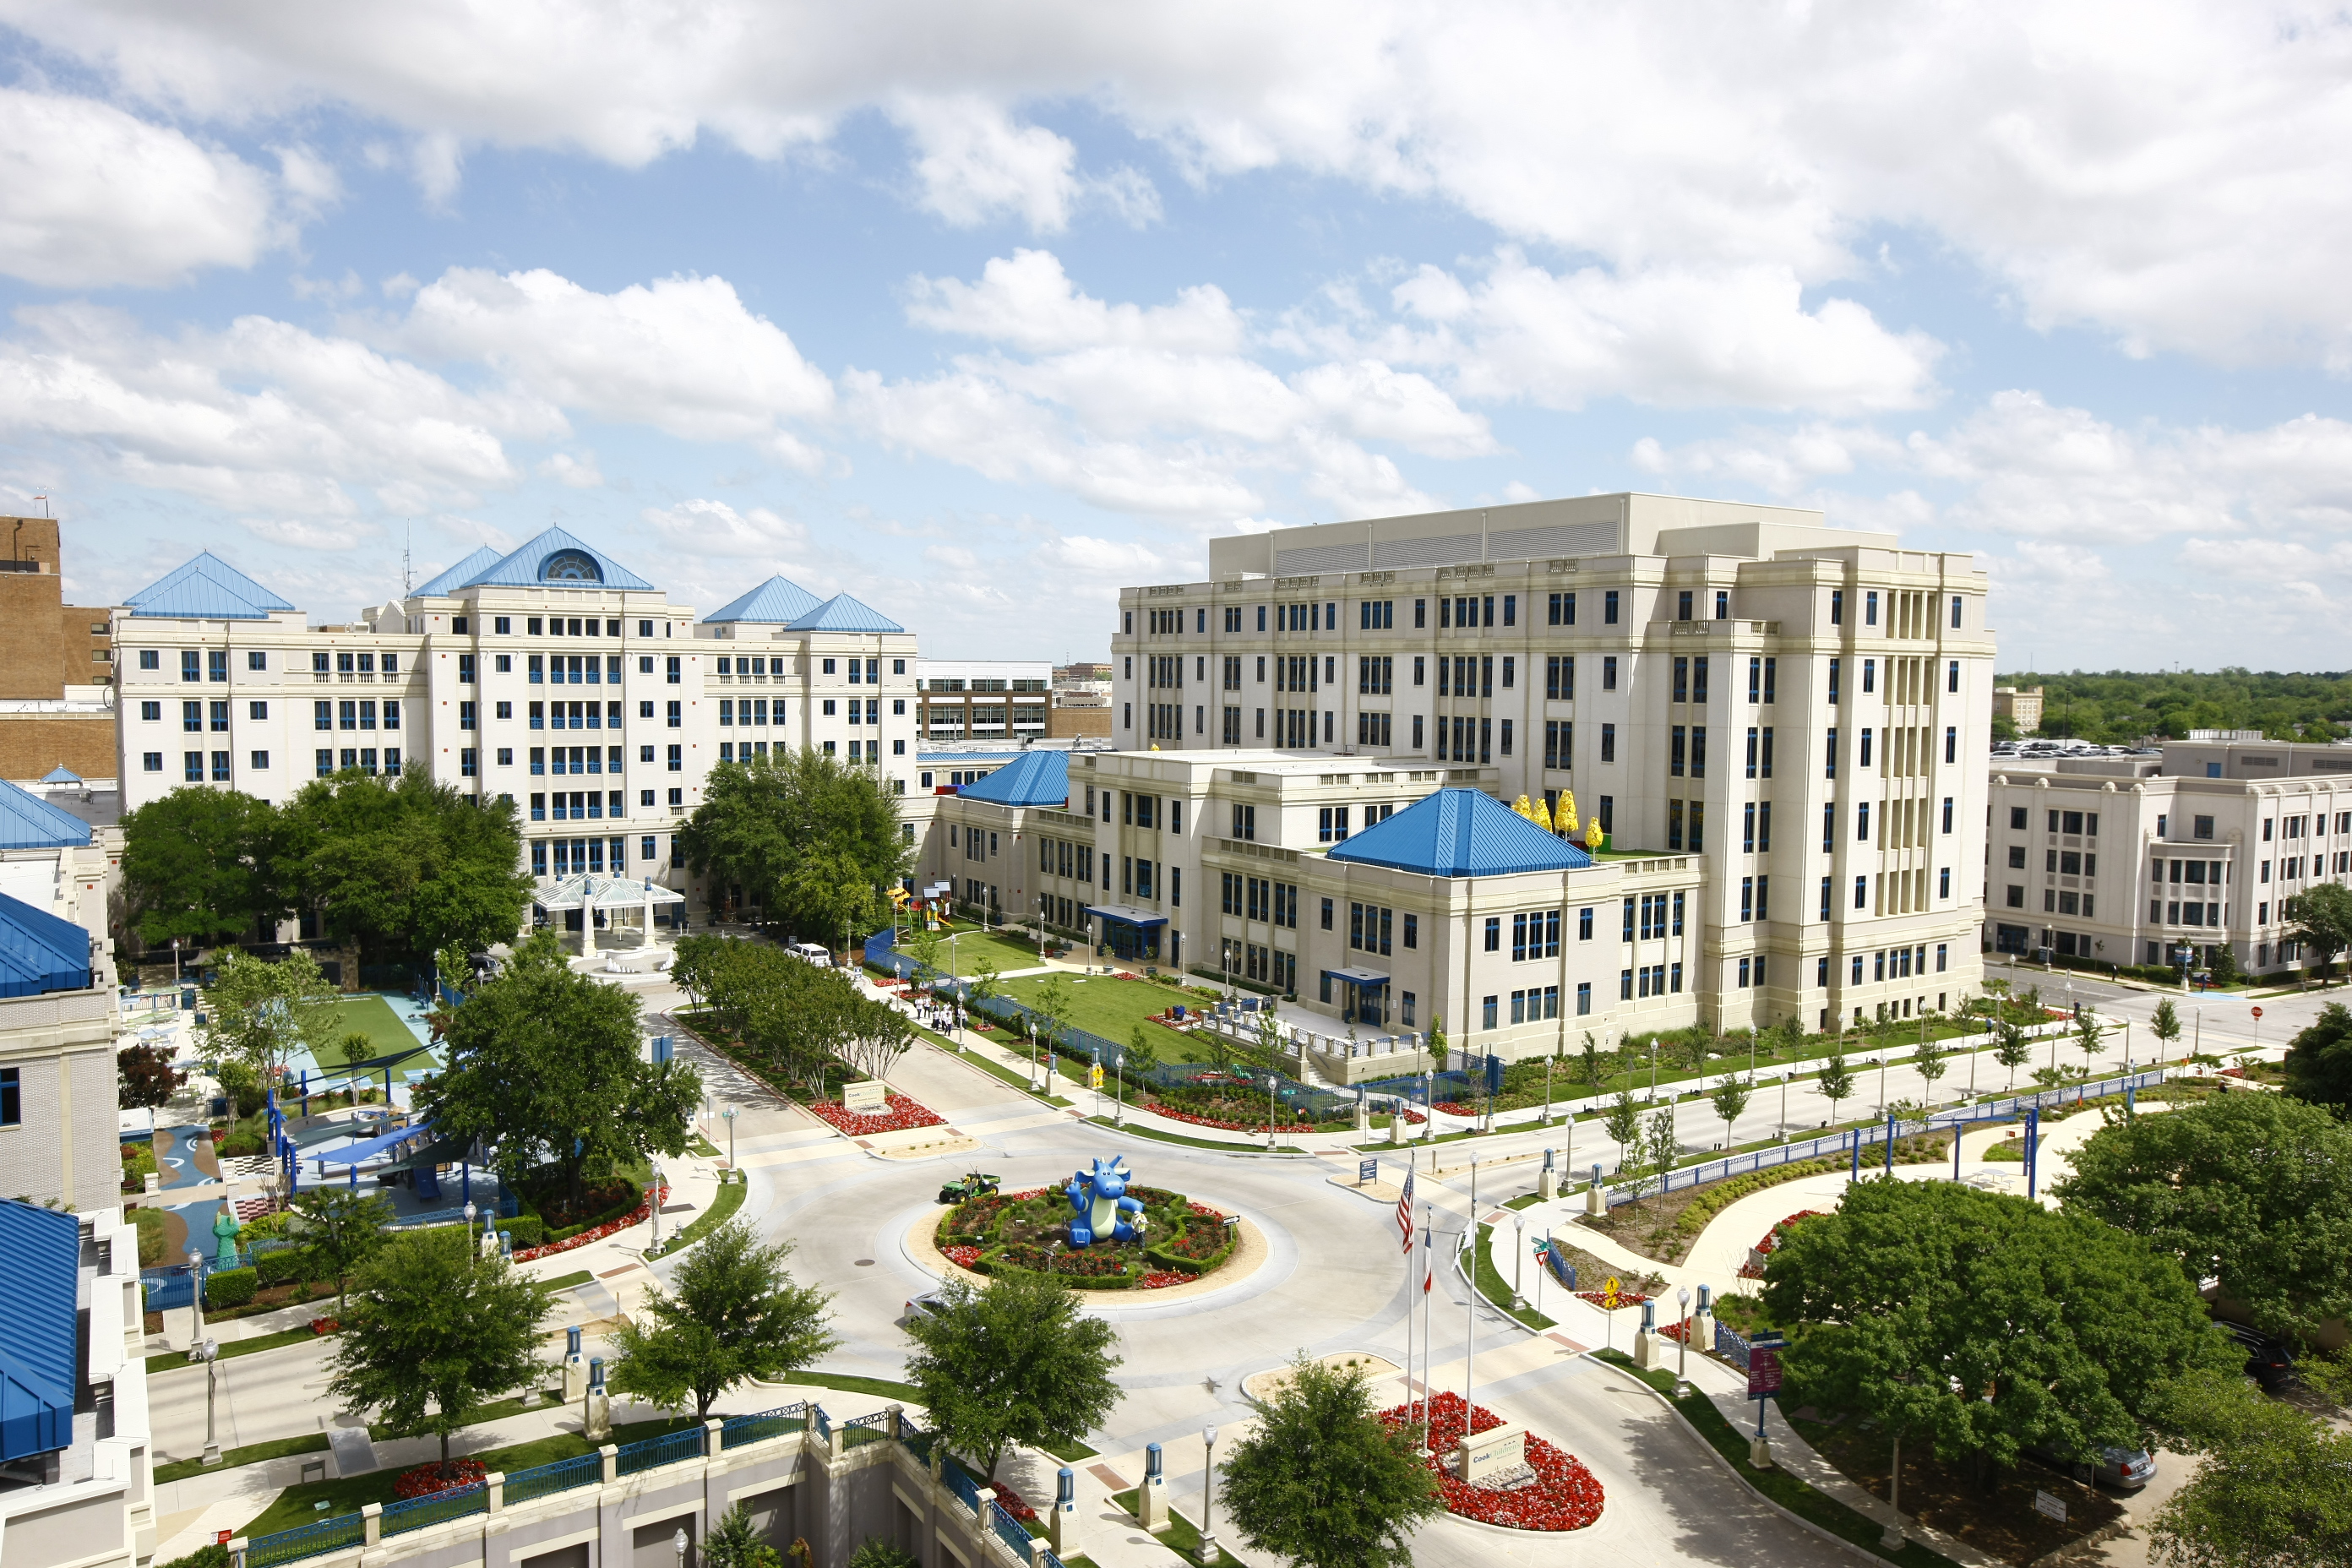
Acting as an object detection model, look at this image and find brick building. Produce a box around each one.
[0,517,117,783]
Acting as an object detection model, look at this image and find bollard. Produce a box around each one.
[1538,1146,1557,1200]
[1136,1442,1168,1532]
[1585,1162,1604,1216]
[585,1357,612,1442]
[1633,1298,1660,1370]
[1049,1467,1079,1558]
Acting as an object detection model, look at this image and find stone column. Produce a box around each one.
[1632,1298,1660,1370]
[362,1505,383,1548]
[1136,1443,1167,1533]
[1048,1468,1078,1559]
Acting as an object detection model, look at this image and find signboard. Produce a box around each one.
[1747,1334,1787,1398]
[1485,1052,1505,1096]
[2251,1006,2264,1021]
[1453,1423,1527,1485]
[2034,1490,2067,1523]
[1358,1158,1378,1184]
[842,1081,887,1113]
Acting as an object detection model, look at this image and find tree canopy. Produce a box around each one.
[1995,668,2352,744]
[1218,1355,1440,1568]
[120,787,285,946]
[607,1220,838,1418]
[424,929,701,1208]
[678,747,911,942]
[902,1271,1123,1478]
[1761,1179,2235,1478]
[2053,1092,2352,1340]
[2284,885,2352,977]
[2284,1002,2352,1119]
[200,948,342,1077]
[2143,1368,2352,1568]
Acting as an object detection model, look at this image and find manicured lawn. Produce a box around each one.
[309,995,433,1072]
[645,1173,745,1260]
[155,1433,329,1484]
[908,922,1061,977]
[997,972,1213,1061]
[147,1325,327,1375]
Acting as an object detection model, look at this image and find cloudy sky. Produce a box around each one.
[2,2,2348,667]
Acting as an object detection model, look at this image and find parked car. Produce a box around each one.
[2217,1321,2296,1391]
[902,1290,949,1326]
[2024,1443,2156,1491]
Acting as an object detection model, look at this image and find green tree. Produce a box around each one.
[607,1222,838,1419]
[2150,997,2184,1059]
[678,748,912,943]
[1603,1091,1641,1175]
[670,932,727,1010]
[1816,1052,1856,1120]
[902,1271,1123,1478]
[424,930,702,1214]
[1217,1354,1441,1568]
[2144,1368,2352,1568]
[1761,1179,2236,1491]
[1026,975,1073,1063]
[1577,1031,1606,1095]
[202,948,341,1080]
[290,1186,394,1311]
[702,1503,785,1568]
[2054,1092,2352,1340]
[2284,1002,2352,1119]
[2284,884,2352,982]
[279,771,533,962]
[844,1541,917,1568]
[741,960,865,1100]
[1121,1023,1160,1077]
[121,787,285,948]
[324,1231,552,1477]
[903,924,946,992]
[1913,1034,1950,1106]
[338,1029,377,1068]
[1709,1075,1752,1152]
[2073,1011,2107,1078]
[964,957,1002,1020]
[1993,1017,2034,1091]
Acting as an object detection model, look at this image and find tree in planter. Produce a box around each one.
[670,932,727,1010]
[1577,1031,1607,1097]
[1025,975,1073,1077]
[607,1222,838,1419]
[902,1271,1122,1480]
[2284,1002,2352,1119]
[2072,1010,2107,1080]
[2149,997,2184,1062]
[1709,1075,1753,1154]
[837,995,914,1086]
[1640,1108,1680,1218]
[2054,1091,2352,1340]
[2284,883,2352,985]
[203,948,340,1082]
[1993,1016,2034,1092]
[1912,1033,1950,1108]
[1218,1353,1441,1568]
[325,1230,552,1478]
[2144,1366,2352,1566]
[1761,1179,2237,1501]
[117,1042,182,1114]
[425,929,701,1218]
[1603,1091,1642,1179]
[290,1186,394,1311]
[1815,1052,1857,1124]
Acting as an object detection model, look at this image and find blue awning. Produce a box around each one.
[1085,904,1168,929]
[1322,967,1391,988]
[312,1117,435,1168]
[0,1200,78,1462]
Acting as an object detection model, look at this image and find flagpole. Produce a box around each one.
[1419,1204,1434,1454]
[1402,1148,1416,1435]
[1465,1157,1478,1446]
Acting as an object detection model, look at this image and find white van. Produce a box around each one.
[787,942,833,965]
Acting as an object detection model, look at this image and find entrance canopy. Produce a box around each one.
[1321,966,1391,988]
[534,874,686,912]
[1085,904,1168,929]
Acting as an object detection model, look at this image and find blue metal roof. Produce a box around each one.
[0,889,93,997]
[0,1200,79,1462]
[411,546,505,598]
[787,592,903,633]
[455,527,656,591]
[0,778,94,851]
[124,552,294,620]
[1326,788,1594,878]
[918,751,1020,764]
[36,767,80,785]
[704,575,824,624]
[957,750,1070,807]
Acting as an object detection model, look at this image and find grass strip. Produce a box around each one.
[1472,1222,1556,1331]
[241,1416,697,1538]
[913,1028,1074,1108]
[539,1269,594,1291]
[1108,1491,1244,1568]
[155,1433,329,1484]
[147,1325,328,1375]
[1594,1350,1954,1568]
[1084,1116,1305,1155]
[645,1173,747,1260]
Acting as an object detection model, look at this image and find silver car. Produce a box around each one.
[2028,1443,2156,1491]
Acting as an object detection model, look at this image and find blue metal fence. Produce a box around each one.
[945,1458,983,1512]
[1714,1320,1752,1371]
[843,1410,891,1450]
[721,1403,806,1450]
[245,1511,366,1567]
[811,1405,832,1446]
[382,1483,487,1538]
[617,1426,705,1476]
[503,1452,602,1506]
[988,1500,1032,1559]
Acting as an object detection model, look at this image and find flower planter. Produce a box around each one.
[1377,1393,1603,1531]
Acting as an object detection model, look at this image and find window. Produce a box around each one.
[181,650,200,682]
[667,744,683,772]
[1600,722,1615,763]
[182,700,202,732]
[1863,658,1876,694]
[459,653,477,683]
[1603,590,1619,624]
[460,700,477,730]
[139,649,159,670]
[183,750,204,781]
[249,750,269,770]
[1602,656,1618,691]
[667,700,683,727]
[1866,590,1879,625]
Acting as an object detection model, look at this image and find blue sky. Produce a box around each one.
[2,2,2349,668]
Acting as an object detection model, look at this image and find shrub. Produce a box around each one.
[498,1214,545,1248]
[157,1546,231,1568]
[203,1267,258,1309]
[254,1246,316,1287]
[1669,1159,1838,1239]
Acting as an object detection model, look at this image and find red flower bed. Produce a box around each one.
[941,1244,983,1271]
[395,1458,487,1499]
[1151,1105,1281,1133]
[308,1316,341,1336]
[809,1092,948,1136]
[1186,1201,1225,1219]
[513,1186,665,1262]
[1434,1101,1481,1116]
[988,1482,1037,1522]
[1377,1393,1603,1532]
[1137,1271,1188,1290]
[1754,1210,1824,1256]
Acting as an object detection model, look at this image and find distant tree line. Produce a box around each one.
[676,747,912,945]
[1994,668,2352,744]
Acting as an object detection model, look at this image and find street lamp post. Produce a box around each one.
[1511,1214,1526,1311]
[1540,1054,1552,1127]
[649,1162,664,1251]
[1778,1071,1790,1141]
[672,1526,688,1568]
[1198,1424,1221,1565]
[721,1106,737,1171]
[1266,1075,1279,1152]
[1674,1285,1692,1396]
[199,1335,221,1465]
[1113,1052,1125,1129]
[464,1200,478,1252]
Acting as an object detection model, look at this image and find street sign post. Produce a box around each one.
[1747,1331,1788,1441]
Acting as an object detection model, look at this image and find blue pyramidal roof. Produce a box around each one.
[1326,788,1594,878]
[125,552,293,620]
[36,767,80,785]
[705,575,824,624]
[0,780,92,851]
[957,750,1070,807]
[455,527,656,591]
[0,888,92,998]
[412,546,505,598]
[0,1200,79,1462]
[787,592,902,633]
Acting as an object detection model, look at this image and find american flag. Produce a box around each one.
[1396,1168,1415,1253]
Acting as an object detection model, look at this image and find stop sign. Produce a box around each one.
[2252,1007,2263,1020]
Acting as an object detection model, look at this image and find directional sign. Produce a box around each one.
[1358,1158,1378,1184]
[1747,1334,1788,1398]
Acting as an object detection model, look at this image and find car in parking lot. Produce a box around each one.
[2217,1321,2296,1391]
[902,1290,949,1326]
[2024,1443,2157,1491]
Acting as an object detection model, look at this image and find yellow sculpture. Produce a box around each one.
[1529,796,1554,832]
[1558,789,1579,836]
[1584,819,1604,852]
[1511,793,1534,819]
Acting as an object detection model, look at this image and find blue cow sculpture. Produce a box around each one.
[1065,1156,1147,1248]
